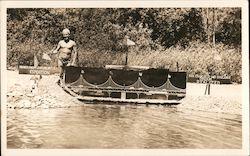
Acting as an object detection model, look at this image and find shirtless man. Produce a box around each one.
[53,28,78,85]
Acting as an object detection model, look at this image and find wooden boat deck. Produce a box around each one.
[63,86,181,105]
[76,96,181,105]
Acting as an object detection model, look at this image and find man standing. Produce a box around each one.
[53,28,78,85]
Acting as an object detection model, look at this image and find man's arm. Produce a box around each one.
[52,41,61,54]
[71,42,78,66]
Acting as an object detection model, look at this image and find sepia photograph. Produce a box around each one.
[1,1,249,156]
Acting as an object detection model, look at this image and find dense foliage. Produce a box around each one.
[7,8,241,83]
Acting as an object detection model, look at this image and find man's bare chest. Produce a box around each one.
[60,41,74,48]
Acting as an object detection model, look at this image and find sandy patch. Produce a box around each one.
[178,83,241,115]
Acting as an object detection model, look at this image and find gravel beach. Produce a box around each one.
[6,70,242,115]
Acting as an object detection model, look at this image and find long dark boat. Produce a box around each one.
[62,65,186,105]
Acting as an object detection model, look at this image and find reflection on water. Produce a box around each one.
[7,104,242,149]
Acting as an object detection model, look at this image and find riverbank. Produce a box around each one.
[178,83,241,115]
[6,70,81,109]
[5,70,241,115]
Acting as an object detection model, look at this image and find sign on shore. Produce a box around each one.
[18,66,60,75]
[188,74,231,84]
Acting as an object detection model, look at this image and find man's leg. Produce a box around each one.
[58,59,64,85]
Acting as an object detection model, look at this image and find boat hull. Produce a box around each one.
[63,66,186,105]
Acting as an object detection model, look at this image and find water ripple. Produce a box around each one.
[7,104,242,149]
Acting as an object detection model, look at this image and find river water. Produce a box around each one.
[7,104,242,149]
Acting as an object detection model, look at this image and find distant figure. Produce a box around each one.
[52,28,78,85]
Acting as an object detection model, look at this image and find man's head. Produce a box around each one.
[62,28,70,42]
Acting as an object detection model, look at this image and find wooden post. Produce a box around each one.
[125,49,128,65]
[204,84,207,95]
[208,82,210,95]
[125,37,135,65]
[176,62,179,72]
[205,83,210,95]
[204,74,211,95]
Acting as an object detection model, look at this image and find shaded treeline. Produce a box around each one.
[7,8,241,82]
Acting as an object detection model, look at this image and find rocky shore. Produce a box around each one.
[7,71,81,109]
[6,70,242,115]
